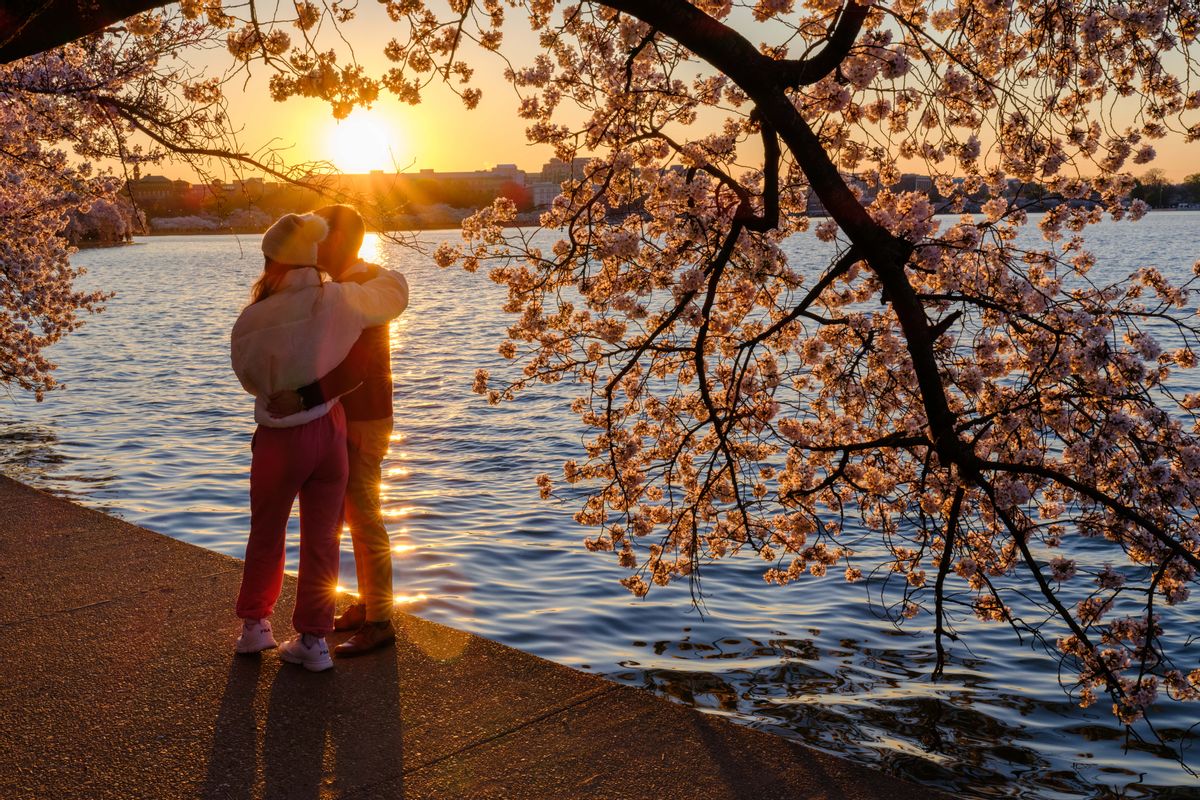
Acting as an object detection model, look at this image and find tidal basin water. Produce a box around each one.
[4,215,1200,799]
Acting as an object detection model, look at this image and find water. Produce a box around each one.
[3,215,1200,798]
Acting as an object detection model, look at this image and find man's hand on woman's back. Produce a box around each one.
[266,389,305,418]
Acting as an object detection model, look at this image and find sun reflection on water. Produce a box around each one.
[383,506,416,518]
[359,232,384,264]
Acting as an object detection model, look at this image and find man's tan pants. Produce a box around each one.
[345,416,395,622]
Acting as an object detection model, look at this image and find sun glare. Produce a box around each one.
[326,109,401,174]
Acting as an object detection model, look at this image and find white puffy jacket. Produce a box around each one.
[231,266,409,427]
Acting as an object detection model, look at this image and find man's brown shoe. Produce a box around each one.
[333,603,367,632]
[334,620,396,657]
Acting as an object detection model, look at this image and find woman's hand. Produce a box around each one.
[266,389,305,418]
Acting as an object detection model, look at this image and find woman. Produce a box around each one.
[229,212,408,671]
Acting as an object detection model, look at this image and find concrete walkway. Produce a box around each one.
[0,476,952,800]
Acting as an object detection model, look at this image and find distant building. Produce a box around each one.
[896,173,932,194]
[215,177,267,200]
[411,164,527,192]
[529,157,592,209]
[127,174,188,205]
[531,182,561,208]
[538,157,591,185]
[490,164,525,184]
[806,173,872,216]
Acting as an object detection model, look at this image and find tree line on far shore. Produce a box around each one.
[1129,170,1200,208]
[67,166,1200,248]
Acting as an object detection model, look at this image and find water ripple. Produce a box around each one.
[2,219,1200,798]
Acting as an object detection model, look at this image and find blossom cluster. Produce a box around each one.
[419,0,1200,734]
[0,18,225,396]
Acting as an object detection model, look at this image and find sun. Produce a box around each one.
[325,109,401,174]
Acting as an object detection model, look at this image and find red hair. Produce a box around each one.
[249,258,318,305]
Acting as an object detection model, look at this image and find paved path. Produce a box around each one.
[0,476,952,800]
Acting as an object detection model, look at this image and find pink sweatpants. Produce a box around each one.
[236,405,348,636]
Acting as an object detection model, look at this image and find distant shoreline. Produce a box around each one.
[71,220,497,248]
[133,215,546,237]
[76,205,1200,247]
[137,222,469,237]
[73,239,137,249]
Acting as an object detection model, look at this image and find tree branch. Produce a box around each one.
[0,0,164,63]
[774,2,871,89]
[933,487,964,679]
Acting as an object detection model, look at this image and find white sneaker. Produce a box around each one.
[278,634,334,672]
[236,618,278,654]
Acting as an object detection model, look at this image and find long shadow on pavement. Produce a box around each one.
[202,647,405,800]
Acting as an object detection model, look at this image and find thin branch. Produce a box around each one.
[774,2,871,89]
[933,487,964,679]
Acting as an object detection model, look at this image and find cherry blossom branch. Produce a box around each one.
[0,0,162,62]
[990,498,1130,705]
[982,459,1200,574]
[933,486,964,679]
[97,95,344,197]
[774,2,871,89]
[740,246,861,351]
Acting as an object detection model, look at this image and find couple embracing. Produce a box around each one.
[229,205,406,671]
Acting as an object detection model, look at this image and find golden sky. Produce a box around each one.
[172,8,556,181]
[161,7,1199,183]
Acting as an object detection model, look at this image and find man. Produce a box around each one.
[268,204,398,656]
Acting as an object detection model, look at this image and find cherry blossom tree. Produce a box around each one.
[6,0,1200,745]
[422,0,1200,738]
[1,12,267,395]
[63,197,142,245]
[0,6,357,397]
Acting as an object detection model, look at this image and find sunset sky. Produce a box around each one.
[159,6,1200,183]
[172,8,557,181]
